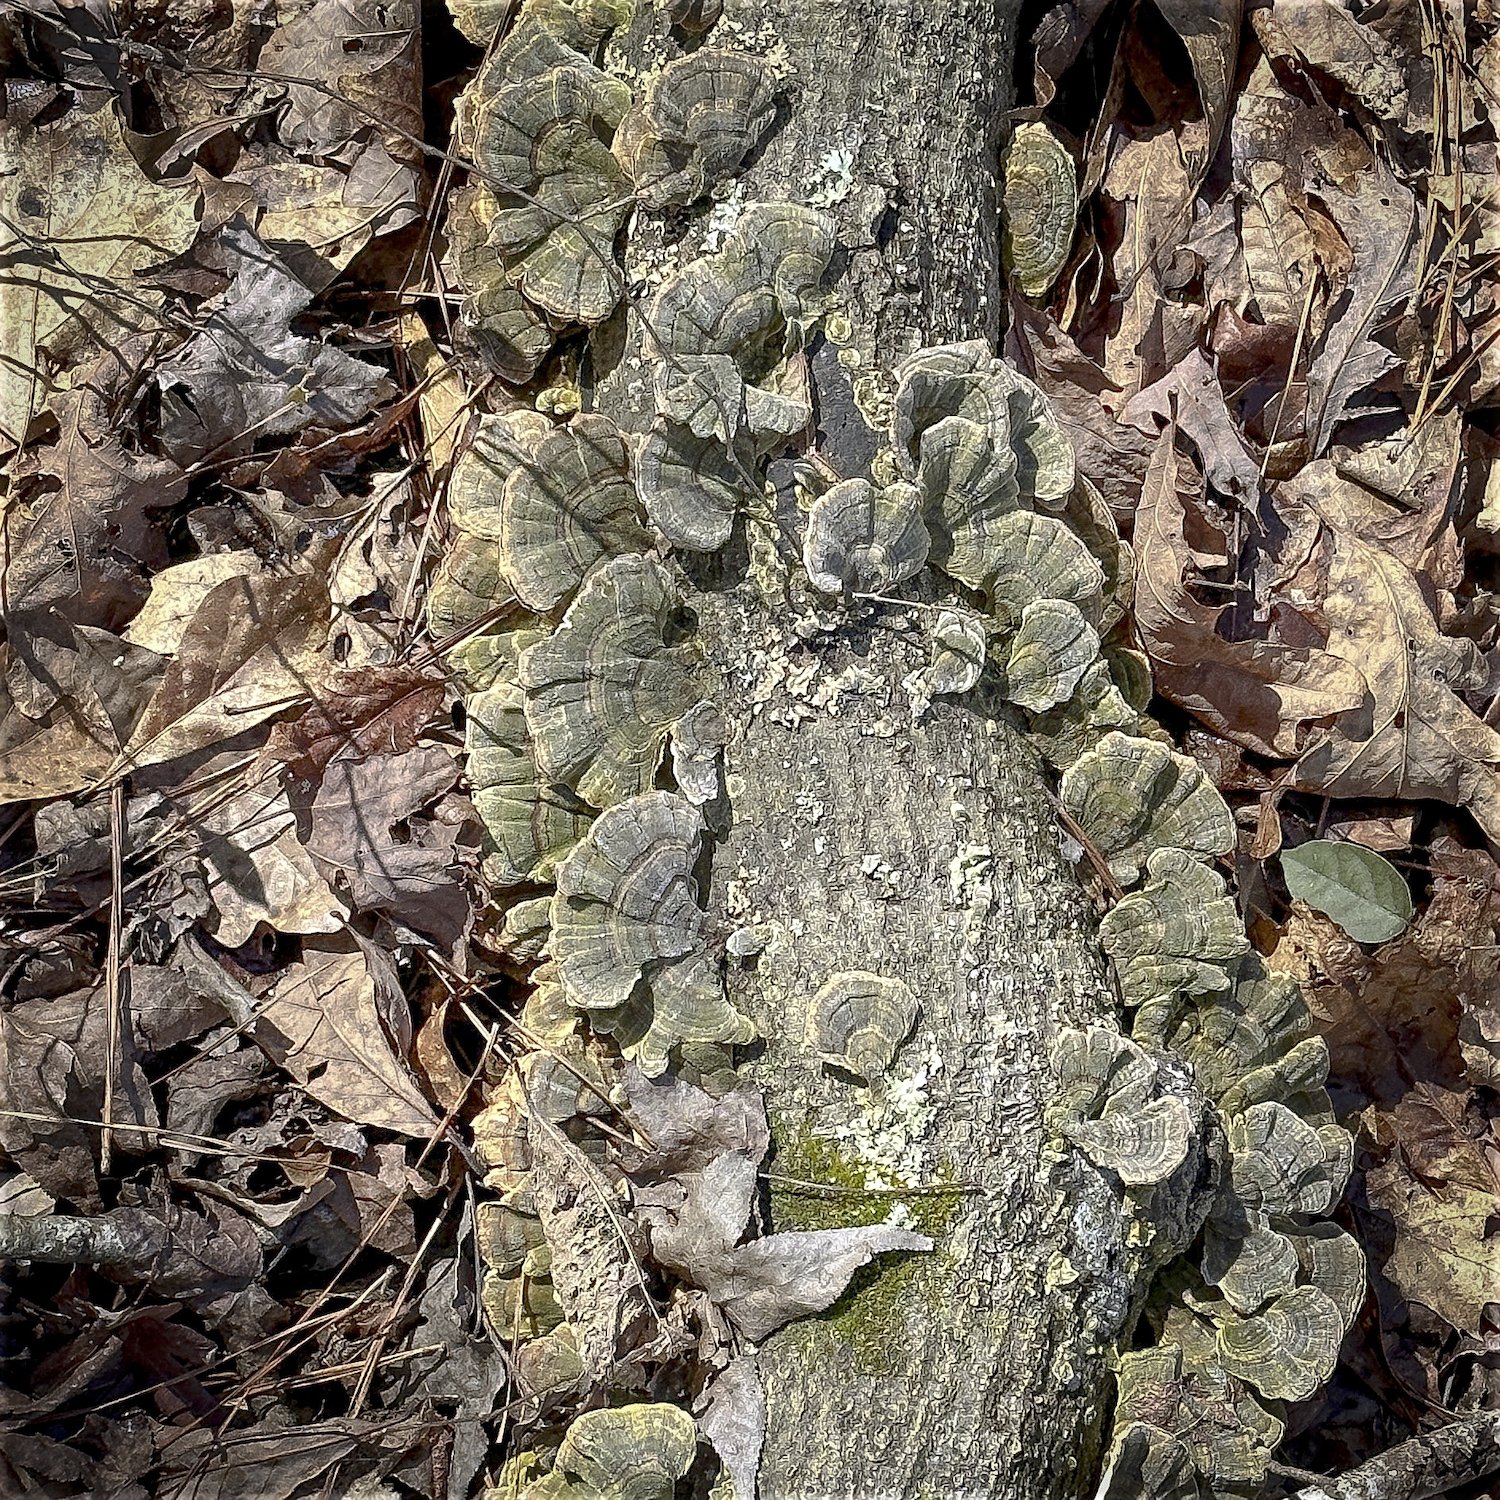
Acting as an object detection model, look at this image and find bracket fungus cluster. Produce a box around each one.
[802,477,929,595]
[1042,716,1358,1490]
[1059,732,1238,887]
[451,411,647,613]
[448,0,633,370]
[639,203,834,550]
[614,50,777,209]
[1046,1026,1194,1187]
[517,554,705,807]
[493,1401,699,1499]
[450,1,784,378]
[432,11,1357,1489]
[1000,120,1078,301]
[550,791,754,1072]
[810,970,920,1084]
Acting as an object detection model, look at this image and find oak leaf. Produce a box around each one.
[154,224,394,466]
[1134,428,1365,757]
[308,745,466,942]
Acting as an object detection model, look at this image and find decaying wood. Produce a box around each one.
[1294,1412,1500,1500]
[597,1,1141,1492]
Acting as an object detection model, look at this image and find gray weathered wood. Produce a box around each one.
[597,1,1139,1493]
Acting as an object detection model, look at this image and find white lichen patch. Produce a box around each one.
[714,5,790,66]
[703,179,748,249]
[822,1036,943,1189]
[807,146,857,209]
[809,663,885,714]
[948,840,996,946]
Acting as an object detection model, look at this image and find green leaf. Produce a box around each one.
[1282,839,1413,944]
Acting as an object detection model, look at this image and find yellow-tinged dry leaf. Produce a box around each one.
[186,771,348,947]
[0,100,199,447]
[230,148,422,290]
[123,552,265,656]
[259,935,440,1137]
[397,312,473,481]
[1365,1085,1500,1331]
[1291,527,1500,838]
[110,572,331,777]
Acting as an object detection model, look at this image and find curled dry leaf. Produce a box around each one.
[1290,526,1500,839]
[182,767,349,948]
[1302,156,1417,456]
[1133,427,1366,758]
[628,1070,932,1343]
[6,346,185,625]
[1365,1084,1500,1332]
[1153,0,1240,173]
[0,626,162,805]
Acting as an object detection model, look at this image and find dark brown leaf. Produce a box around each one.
[1134,427,1366,757]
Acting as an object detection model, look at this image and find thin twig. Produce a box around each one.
[100,779,125,1175]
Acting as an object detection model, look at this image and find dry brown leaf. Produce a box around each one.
[1271,867,1493,1109]
[111,571,332,776]
[0,982,158,1207]
[123,551,265,655]
[1031,0,1114,104]
[1099,130,1205,400]
[4,347,185,625]
[0,626,162,805]
[1289,525,1500,838]
[627,1071,930,1344]
[308,745,466,942]
[0,97,199,447]
[259,0,422,161]
[183,769,349,948]
[1252,0,1410,125]
[261,663,446,781]
[1153,0,1240,175]
[154,224,395,467]
[229,148,423,291]
[1304,155,1417,454]
[1304,408,1464,588]
[1134,428,1365,758]
[1365,1084,1500,1331]
[1238,162,1320,333]
[397,311,473,481]
[529,1114,651,1381]
[258,934,440,1138]
[1122,348,1261,501]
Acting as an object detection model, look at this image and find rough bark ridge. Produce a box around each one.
[602,1,1137,1493]
[701,590,1129,1499]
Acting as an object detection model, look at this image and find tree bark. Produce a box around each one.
[598,2,1141,1494]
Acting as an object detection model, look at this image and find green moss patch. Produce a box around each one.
[767,1122,962,1376]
